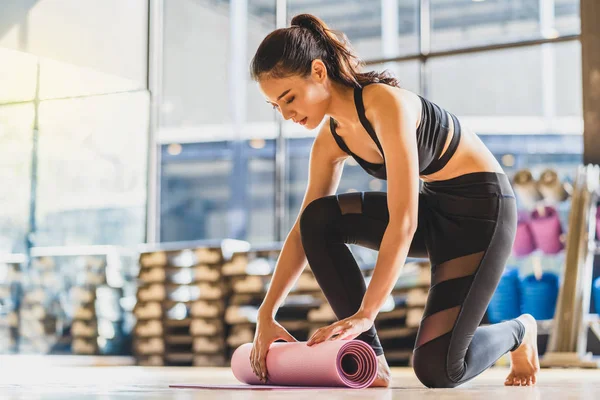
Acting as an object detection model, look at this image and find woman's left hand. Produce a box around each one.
[306,311,375,346]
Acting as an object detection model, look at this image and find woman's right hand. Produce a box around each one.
[250,314,298,383]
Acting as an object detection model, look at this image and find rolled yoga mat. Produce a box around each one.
[170,340,378,390]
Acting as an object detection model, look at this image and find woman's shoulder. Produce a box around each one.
[362,83,421,123]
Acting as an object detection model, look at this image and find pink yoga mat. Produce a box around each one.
[170,340,378,389]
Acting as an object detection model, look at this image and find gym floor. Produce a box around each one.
[1,357,598,399]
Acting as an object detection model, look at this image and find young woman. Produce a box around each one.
[248,13,539,388]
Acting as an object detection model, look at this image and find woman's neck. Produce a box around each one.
[326,82,360,129]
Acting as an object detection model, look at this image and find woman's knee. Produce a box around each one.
[299,196,339,237]
[412,348,456,389]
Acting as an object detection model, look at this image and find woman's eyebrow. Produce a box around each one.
[265,89,292,104]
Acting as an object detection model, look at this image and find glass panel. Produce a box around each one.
[430,0,541,51]
[554,40,582,117]
[36,92,149,246]
[555,0,580,36]
[160,142,233,242]
[248,140,276,243]
[287,0,419,61]
[159,139,276,243]
[284,138,312,233]
[162,0,231,127]
[364,60,421,94]
[0,103,34,253]
[247,0,278,124]
[428,46,544,116]
[482,134,582,176]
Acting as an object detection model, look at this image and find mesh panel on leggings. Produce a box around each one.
[415,251,485,349]
[431,251,485,286]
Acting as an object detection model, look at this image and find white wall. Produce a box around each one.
[0,0,148,91]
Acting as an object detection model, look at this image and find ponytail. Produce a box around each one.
[250,14,401,88]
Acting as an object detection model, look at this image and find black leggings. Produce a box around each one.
[299,172,525,388]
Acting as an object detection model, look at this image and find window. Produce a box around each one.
[287,0,420,60]
[160,142,233,242]
[36,92,149,246]
[162,0,231,127]
[431,0,542,51]
[0,104,34,253]
[364,60,421,94]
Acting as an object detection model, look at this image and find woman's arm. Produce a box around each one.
[258,122,348,319]
[358,84,421,321]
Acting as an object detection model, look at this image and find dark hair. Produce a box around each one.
[250,14,401,88]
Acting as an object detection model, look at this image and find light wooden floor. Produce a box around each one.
[0,357,599,399]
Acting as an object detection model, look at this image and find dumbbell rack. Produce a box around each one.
[501,166,600,364]
[496,167,573,359]
[541,164,600,367]
[133,239,250,366]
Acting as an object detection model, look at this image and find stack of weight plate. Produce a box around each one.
[0,254,24,354]
[19,247,138,355]
[133,239,250,366]
[18,255,64,354]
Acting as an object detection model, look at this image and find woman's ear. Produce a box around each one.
[311,59,327,82]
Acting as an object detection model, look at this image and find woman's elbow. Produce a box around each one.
[389,215,418,236]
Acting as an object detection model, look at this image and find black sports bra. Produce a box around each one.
[329,83,461,180]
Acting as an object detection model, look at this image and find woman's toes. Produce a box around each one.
[520,377,527,386]
[513,377,521,386]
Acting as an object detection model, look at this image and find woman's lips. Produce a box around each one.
[299,117,307,126]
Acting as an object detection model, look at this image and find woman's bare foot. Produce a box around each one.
[369,354,392,388]
[505,314,540,386]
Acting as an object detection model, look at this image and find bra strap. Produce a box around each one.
[354,86,386,161]
[329,117,352,155]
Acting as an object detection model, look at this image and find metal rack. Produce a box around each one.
[541,164,600,368]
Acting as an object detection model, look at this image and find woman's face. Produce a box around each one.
[258,61,330,130]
